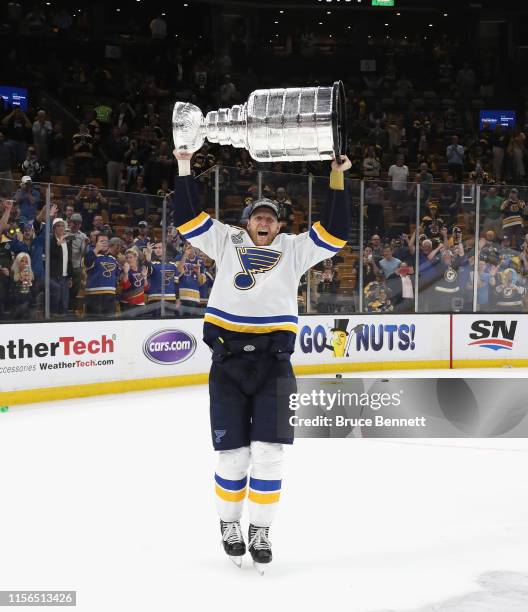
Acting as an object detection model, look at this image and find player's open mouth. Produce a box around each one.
[258,231,268,237]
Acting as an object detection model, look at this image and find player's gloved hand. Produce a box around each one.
[173,150,193,161]
[331,155,352,172]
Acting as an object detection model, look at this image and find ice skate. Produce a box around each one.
[220,520,246,567]
[248,524,272,574]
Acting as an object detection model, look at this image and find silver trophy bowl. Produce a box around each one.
[172,81,346,162]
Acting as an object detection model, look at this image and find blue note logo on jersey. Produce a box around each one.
[214,429,226,444]
[132,272,144,287]
[101,261,117,278]
[233,247,282,290]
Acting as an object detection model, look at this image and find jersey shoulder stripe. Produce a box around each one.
[310,221,347,252]
[177,211,212,238]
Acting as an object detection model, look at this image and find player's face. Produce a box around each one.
[247,209,280,246]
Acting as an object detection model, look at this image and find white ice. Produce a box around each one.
[0,369,527,612]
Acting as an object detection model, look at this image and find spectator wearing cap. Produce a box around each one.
[15,176,41,226]
[446,135,464,183]
[122,227,135,250]
[497,234,521,273]
[66,213,87,312]
[0,130,14,196]
[49,218,73,316]
[500,188,526,250]
[134,221,152,251]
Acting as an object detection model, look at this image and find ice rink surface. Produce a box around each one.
[1,369,527,612]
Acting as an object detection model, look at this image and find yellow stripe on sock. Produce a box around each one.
[215,484,247,502]
[248,490,281,504]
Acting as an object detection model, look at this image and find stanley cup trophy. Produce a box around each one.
[172,81,347,163]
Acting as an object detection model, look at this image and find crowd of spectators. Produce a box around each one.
[1,4,528,319]
[0,190,220,321]
[354,183,528,314]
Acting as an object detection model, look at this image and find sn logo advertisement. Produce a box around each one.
[299,319,416,358]
[468,320,517,351]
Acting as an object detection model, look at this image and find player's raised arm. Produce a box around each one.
[172,150,229,262]
[293,155,352,274]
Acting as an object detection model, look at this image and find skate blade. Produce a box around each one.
[253,561,267,575]
[229,556,243,568]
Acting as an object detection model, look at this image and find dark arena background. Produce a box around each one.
[0,1,528,611]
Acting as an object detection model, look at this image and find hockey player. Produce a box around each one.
[172,149,351,572]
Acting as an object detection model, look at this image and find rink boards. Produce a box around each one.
[1,314,528,405]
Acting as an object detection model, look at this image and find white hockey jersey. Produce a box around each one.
[176,213,346,335]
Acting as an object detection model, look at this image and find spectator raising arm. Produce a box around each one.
[0,200,13,232]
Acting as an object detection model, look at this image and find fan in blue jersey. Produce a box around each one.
[172,149,351,571]
[144,241,180,317]
[83,234,119,317]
